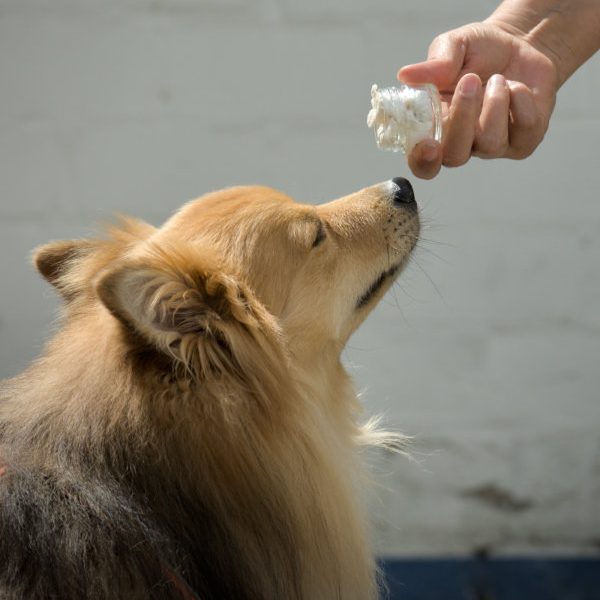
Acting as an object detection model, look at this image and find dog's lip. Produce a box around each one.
[355,261,403,310]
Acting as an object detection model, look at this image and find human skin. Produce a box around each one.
[398,0,600,179]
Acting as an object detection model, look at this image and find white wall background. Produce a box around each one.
[1,0,598,557]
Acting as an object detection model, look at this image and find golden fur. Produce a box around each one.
[0,182,419,599]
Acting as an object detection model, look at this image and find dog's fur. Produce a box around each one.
[0,182,419,600]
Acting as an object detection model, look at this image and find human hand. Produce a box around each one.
[398,20,559,179]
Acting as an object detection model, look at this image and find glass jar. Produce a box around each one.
[367,83,442,154]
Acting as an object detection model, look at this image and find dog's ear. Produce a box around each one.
[33,240,94,299]
[33,219,156,301]
[95,242,285,384]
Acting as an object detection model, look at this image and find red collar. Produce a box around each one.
[161,564,201,600]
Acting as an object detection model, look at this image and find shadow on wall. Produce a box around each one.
[380,556,600,600]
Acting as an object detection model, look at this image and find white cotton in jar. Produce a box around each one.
[367,83,442,154]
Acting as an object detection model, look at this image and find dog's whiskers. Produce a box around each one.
[414,243,450,264]
[410,254,445,302]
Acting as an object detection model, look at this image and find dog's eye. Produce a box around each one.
[312,223,326,249]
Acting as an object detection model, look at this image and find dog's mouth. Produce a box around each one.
[355,261,403,310]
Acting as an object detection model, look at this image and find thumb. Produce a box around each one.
[398,33,466,91]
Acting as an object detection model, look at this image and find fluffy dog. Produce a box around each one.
[0,178,419,600]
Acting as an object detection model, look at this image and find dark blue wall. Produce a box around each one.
[380,557,600,600]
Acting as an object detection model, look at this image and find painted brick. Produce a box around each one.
[0,220,79,378]
[554,57,600,120]
[0,119,72,218]
[0,0,258,13]
[279,0,496,22]
[0,14,370,122]
[370,427,600,555]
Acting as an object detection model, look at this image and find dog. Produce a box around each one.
[0,177,419,600]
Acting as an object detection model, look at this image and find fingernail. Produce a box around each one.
[488,73,505,91]
[421,141,438,163]
[460,75,480,98]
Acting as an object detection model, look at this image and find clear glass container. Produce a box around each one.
[367,83,442,154]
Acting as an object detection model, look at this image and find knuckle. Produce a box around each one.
[428,34,445,53]
[517,105,548,134]
[516,111,538,131]
[475,132,508,157]
[509,122,546,159]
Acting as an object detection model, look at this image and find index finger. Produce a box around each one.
[398,34,467,90]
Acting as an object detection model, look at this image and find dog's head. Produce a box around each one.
[34,179,418,377]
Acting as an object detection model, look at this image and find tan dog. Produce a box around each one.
[0,178,419,600]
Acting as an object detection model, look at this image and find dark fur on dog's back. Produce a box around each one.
[0,464,177,599]
[0,368,259,600]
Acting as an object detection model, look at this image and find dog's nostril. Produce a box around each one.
[391,177,415,205]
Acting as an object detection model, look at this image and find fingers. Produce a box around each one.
[475,79,547,160]
[398,33,466,90]
[406,72,482,178]
[473,77,548,160]
[473,74,510,158]
[406,74,549,179]
[506,81,547,159]
[441,73,483,167]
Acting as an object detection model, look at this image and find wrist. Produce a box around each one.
[485,11,565,87]
[485,1,600,88]
[485,3,543,37]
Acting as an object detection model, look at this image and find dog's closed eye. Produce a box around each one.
[288,217,327,251]
[311,222,326,249]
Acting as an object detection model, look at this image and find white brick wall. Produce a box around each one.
[1,0,599,556]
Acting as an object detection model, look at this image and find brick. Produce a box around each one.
[0,118,402,220]
[347,252,600,424]
[370,427,600,555]
[0,14,370,123]
[554,57,600,121]
[0,0,256,14]
[0,120,71,218]
[279,0,495,23]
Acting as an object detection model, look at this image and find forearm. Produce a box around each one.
[487,0,600,87]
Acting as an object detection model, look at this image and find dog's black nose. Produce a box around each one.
[391,177,415,205]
